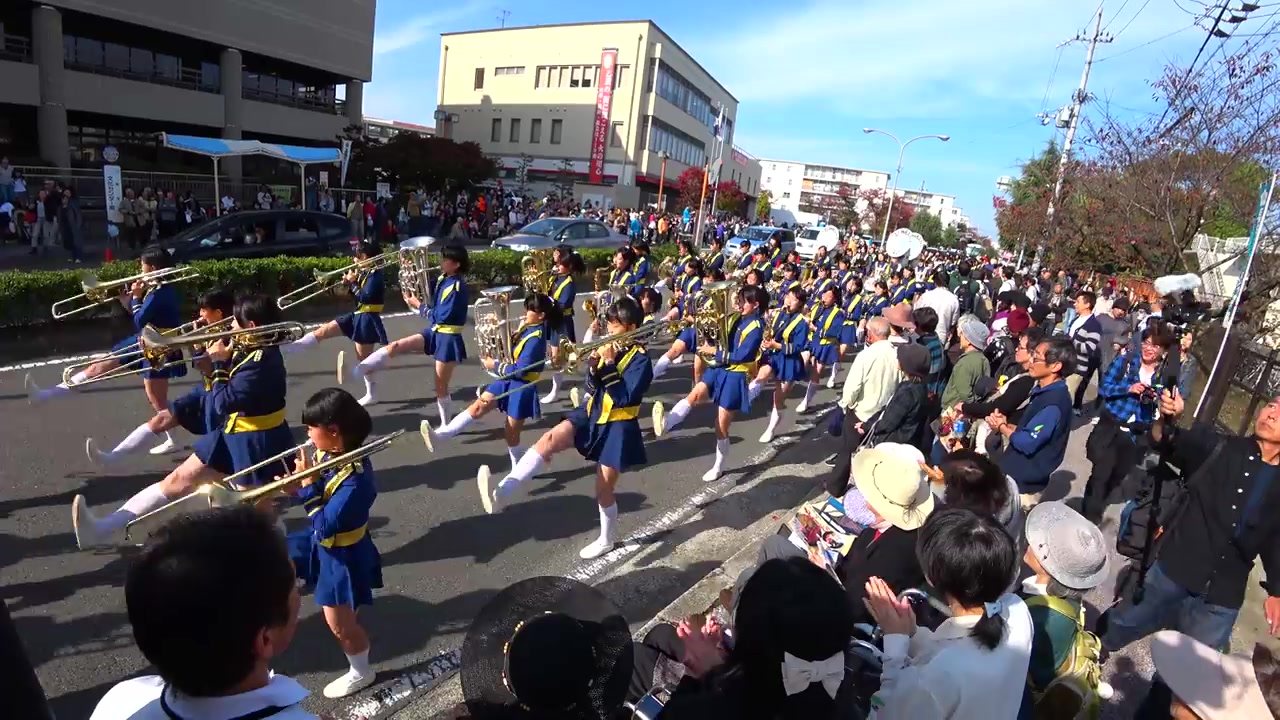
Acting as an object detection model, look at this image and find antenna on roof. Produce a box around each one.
[497,9,511,28]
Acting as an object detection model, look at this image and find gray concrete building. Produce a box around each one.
[0,0,374,175]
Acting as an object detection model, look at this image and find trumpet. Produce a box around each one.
[125,431,403,539]
[278,251,399,310]
[138,320,307,359]
[60,317,235,386]
[51,266,200,319]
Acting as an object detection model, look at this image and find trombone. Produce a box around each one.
[59,317,234,386]
[277,251,399,310]
[138,320,308,358]
[52,266,201,319]
[125,431,404,539]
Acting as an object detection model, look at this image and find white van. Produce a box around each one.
[794,225,842,259]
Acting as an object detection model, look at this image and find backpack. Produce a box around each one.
[1023,595,1103,720]
[955,279,979,315]
[1115,439,1225,561]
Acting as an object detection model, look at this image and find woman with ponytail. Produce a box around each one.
[540,248,585,405]
[863,508,1033,719]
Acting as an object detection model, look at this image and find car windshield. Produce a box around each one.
[518,218,572,237]
[168,216,225,246]
[739,228,774,242]
[798,229,821,240]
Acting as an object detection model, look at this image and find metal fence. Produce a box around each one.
[1193,329,1278,436]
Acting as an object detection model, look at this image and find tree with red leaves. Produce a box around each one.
[675,167,706,213]
[714,180,747,213]
[858,188,914,238]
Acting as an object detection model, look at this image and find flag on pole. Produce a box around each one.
[339,139,353,187]
[713,107,724,140]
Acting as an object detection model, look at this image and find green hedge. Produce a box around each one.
[0,245,679,328]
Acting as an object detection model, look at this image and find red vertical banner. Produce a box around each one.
[588,48,619,184]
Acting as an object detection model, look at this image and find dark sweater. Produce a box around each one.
[1000,379,1073,492]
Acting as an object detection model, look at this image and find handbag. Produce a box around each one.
[1115,437,1226,562]
[827,406,845,437]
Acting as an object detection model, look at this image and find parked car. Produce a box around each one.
[490,217,631,252]
[724,226,796,260]
[794,225,842,259]
[160,210,356,262]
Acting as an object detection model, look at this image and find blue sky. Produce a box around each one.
[363,0,1229,235]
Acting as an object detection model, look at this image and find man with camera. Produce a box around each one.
[1080,324,1175,523]
[1102,388,1280,658]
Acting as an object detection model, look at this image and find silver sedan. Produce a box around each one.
[490,217,632,252]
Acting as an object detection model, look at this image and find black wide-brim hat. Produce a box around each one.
[460,576,633,719]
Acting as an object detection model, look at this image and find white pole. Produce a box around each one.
[881,143,904,243]
[1194,173,1277,417]
[212,157,221,216]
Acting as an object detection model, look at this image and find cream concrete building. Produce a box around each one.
[758,159,891,216]
[436,20,758,211]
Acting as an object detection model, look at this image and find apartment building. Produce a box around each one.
[364,117,435,143]
[759,158,966,228]
[0,0,373,175]
[435,20,759,211]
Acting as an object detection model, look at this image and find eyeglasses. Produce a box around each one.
[1030,352,1048,364]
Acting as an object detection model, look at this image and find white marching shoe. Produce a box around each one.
[322,669,375,699]
[578,537,616,560]
[569,386,582,409]
[419,420,435,453]
[86,438,111,466]
[149,435,178,455]
[651,402,666,437]
[72,495,108,550]
[336,351,347,384]
[477,465,498,514]
[826,370,837,389]
[539,387,559,405]
[795,397,810,414]
[758,427,775,444]
[701,466,723,483]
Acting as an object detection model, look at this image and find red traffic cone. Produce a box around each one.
[104,246,114,263]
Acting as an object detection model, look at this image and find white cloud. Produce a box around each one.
[373,1,493,56]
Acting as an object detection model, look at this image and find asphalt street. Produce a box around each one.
[0,303,839,719]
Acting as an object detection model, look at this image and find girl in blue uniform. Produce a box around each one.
[703,236,726,275]
[286,387,382,699]
[86,288,235,465]
[888,271,913,306]
[660,285,767,482]
[29,245,188,455]
[733,240,753,275]
[354,245,470,425]
[541,249,584,405]
[776,262,800,304]
[585,247,638,342]
[652,258,706,382]
[637,287,663,325]
[746,286,809,444]
[798,285,844,413]
[630,239,653,288]
[673,240,696,277]
[812,244,832,270]
[866,279,891,320]
[73,294,296,549]
[423,293,560,473]
[807,264,836,312]
[765,235,784,266]
[478,297,653,561]
[839,276,867,357]
[749,246,774,283]
[286,240,387,406]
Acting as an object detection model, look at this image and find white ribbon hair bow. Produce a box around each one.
[780,651,845,698]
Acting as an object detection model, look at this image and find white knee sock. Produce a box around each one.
[765,407,781,434]
[598,503,618,545]
[100,483,171,533]
[498,448,547,497]
[284,333,319,354]
[346,649,372,677]
[435,410,474,438]
[652,355,672,379]
[359,375,376,404]
[541,373,561,402]
[109,422,160,456]
[356,347,391,376]
[436,397,453,424]
[663,398,692,433]
[507,444,524,469]
[711,437,730,472]
[828,362,841,383]
[802,382,817,405]
[747,380,764,402]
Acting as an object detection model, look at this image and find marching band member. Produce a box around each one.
[839,276,867,357]
[673,240,696,276]
[30,245,188,455]
[812,244,832,270]
[747,285,809,443]
[749,246,774,282]
[867,279,892,318]
[764,235,784,266]
[776,262,800,301]
[630,239,653,288]
[637,287,663,325]
[704,236,726,274]
[888,270,913,306]
[477,296,653,560]
[652,259,707,381]
[72,294,295,549]
[834,254,853,289]
[352,245,470,423]
[743,268,766,288]
[86,289,235,465]
[733,240,753,275]
[424,293,559,473]
[660,285,767,482]
[797,284,844,412]
[285,240,388,406]
[808,264,836,309]
[541,249,584,405]
[285,388,382,698]
[585,247,639,342]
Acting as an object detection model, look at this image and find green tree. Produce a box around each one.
[755,190,772,220]
[553,158,576,200]
[941,224,961,248]
[910,209,944,247]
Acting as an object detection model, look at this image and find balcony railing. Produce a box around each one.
[0,33,31,63]
[64,56,215,93]
[242,87,343,115]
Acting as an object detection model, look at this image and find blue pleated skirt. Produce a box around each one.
[420,327,467,363]
[548,314,577,344]
[811,342,840,366]
[766,352,806,382]
[289,531,383,609]
[676,326,697,349]
[487,378,541,421]
[567,407,646,471]
[168,386,211,436]
[193,423,296,486]
[706,366,752,413]
[337,312,389,345]
[839,323,859,346]
[113,333,189,380]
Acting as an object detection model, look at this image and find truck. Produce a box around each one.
[769,208,823,228]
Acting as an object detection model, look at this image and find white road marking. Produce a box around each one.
[332,405,837,720]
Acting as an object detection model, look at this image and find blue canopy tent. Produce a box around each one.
[159,133,341,212]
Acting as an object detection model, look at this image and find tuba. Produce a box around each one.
[399,236,436,303]
[521,248,555,295]
[581,266,611,318]
[474,285,521,378]
[690,280,740,366]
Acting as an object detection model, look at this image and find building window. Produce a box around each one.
[570,67,581,88]
[491,118,502,142]
[782,192,791,199]
[474,68,485,90]
[495,66,525,75]
[652,60,720,133]
[610,122,623,148]
[530,118,542,143]
[582,66,595,88]
[644,116,707,168]
[550,119,563,145]
[509,118,521,143]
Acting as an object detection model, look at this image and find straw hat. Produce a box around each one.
[851,443,934,531]
[1150,631,1273,720]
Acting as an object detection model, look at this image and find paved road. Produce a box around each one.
[0,303,841,719]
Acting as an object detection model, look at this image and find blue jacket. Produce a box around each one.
[715,312,764,367]
[207,347,289,424]
[809,304,844,345]
[422,274,468,329]
[497,325,547,382]
[584,344,653,423]
[771,310,810,355]
[1000,379,1073,490]
[705,250,725,273]
[131,284,183,331]
[297,454,376,549]
[551,273,576,317]
[351,267,385,310]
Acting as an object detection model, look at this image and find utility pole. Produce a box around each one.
[497,9,511,28]
[1034,4,1111,269]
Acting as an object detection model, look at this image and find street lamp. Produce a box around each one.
[863,128,950,243]
[656,151,669,212]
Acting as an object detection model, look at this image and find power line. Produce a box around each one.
[1154,1,1230,128]
[1105,0,1134,30]
[1113,0,1155,37]
[1040,47,1065,112]
[1095,23,1197,61]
